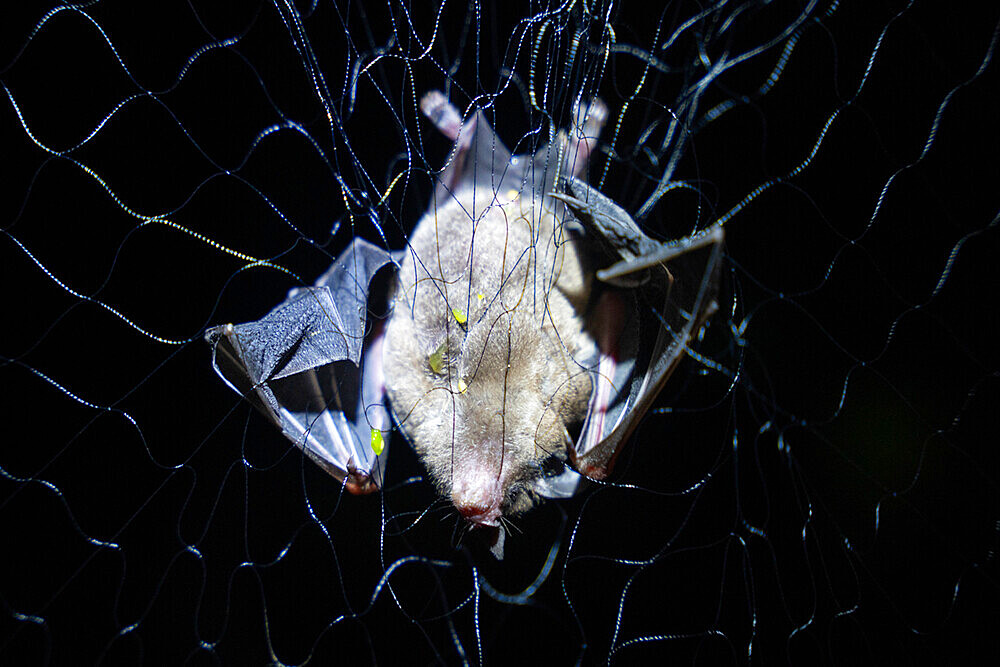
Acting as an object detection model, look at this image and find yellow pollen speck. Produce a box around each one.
[428,340,447,374]
[458,378,467,393]
[506,189,519,201]
[476,293,485,301]
[370,428,384,455]
[452,308,467,325]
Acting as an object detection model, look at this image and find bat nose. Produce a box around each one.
[456,501,501,526]
[452,474,502,526]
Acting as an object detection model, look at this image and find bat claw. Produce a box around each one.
[345,475,376,495]
[567,448,609,481]
[548,190,590,215]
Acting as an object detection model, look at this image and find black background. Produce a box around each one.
[2,1,998,664]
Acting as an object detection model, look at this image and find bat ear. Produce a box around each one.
[523,97,608,207]
[206,238,397,493]
[564,97,608,179]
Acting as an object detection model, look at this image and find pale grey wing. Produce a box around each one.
[552,179,724,480]
[205,238,396,493]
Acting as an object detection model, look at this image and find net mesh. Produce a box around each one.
[2,1,998,663]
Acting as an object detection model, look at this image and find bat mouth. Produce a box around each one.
[456,500,502,527]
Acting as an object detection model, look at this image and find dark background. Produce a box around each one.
[2,1,998,664]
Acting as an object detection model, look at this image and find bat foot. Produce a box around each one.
[420,90,465,142]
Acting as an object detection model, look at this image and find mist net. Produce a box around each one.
[2,1,998,664]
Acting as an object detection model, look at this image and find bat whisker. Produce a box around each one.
[499,515,522,536]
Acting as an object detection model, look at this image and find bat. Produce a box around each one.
[205,91,723,556]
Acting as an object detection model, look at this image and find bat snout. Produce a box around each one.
[451,471,503,527]
[457,503,501,527]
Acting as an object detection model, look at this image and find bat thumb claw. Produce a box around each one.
[568,449,609,481]
[345,459,379,495]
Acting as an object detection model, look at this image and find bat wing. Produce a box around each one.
[552,178,725,481]
[205,238,397,493]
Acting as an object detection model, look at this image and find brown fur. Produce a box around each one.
[382,188,596,518]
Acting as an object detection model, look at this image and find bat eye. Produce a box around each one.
[539,455,569,478]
